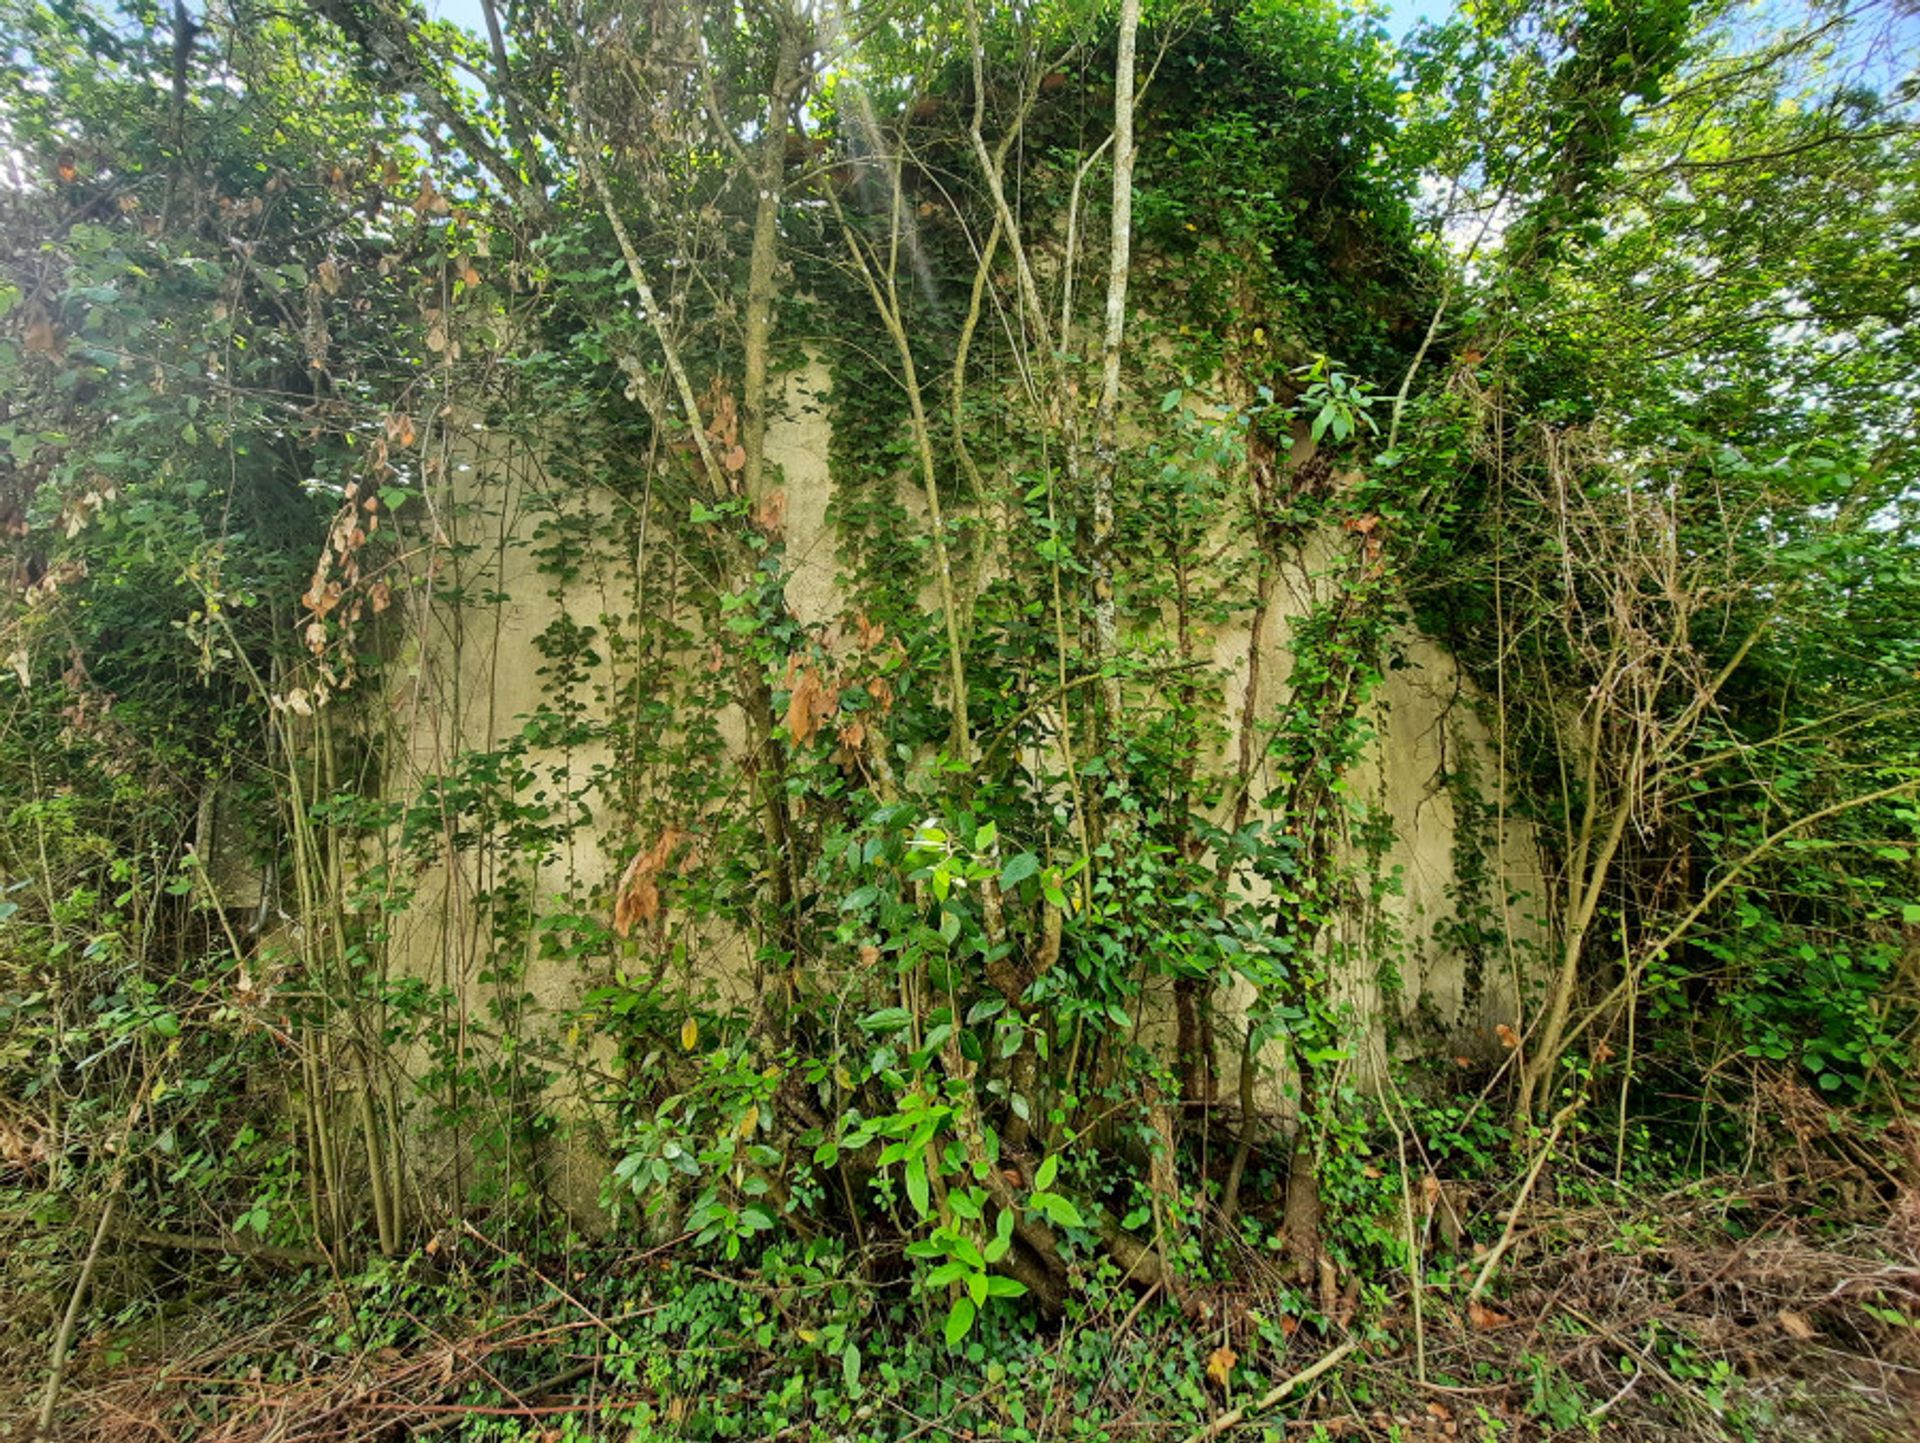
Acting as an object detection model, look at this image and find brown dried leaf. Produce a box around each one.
[1495,1023,1520,1050]
[785,664,834,747]
[613,826,683,937]
[1777,1309,1816,1340]
[753,490,787,534]
[1205,1345,1237,1389]
[853,612,887,651]
[833,716,867,767]
[614,871,658,936]
[1466,1300,1514,1331]
[414,177,450,216]
[704,388,739,449]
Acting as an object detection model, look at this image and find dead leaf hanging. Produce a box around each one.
[784,663,834,747]
[613,826,683,937]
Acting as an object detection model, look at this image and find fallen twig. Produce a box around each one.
[1180,1338,1360,1443]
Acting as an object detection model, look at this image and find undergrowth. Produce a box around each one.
[9,1118,1919,1443]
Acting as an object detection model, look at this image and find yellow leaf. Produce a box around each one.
[1206,1345,1237,1388]
[737,1104,759,1140]
[680,1016,699,1051]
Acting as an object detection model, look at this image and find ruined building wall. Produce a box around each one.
[380,356,1542,1218]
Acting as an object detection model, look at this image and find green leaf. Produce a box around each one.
[905,1155,930,1216]
[1031,1191,1084,1229]
[999,852,1040,888]
[1033,1153,1058,1190]
[965,996,1006,1025]
[944,1296,977,1346]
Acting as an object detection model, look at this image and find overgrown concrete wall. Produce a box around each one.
[385,361,1541,1213]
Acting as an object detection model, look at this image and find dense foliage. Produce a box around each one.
[2,0,1917,1439]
